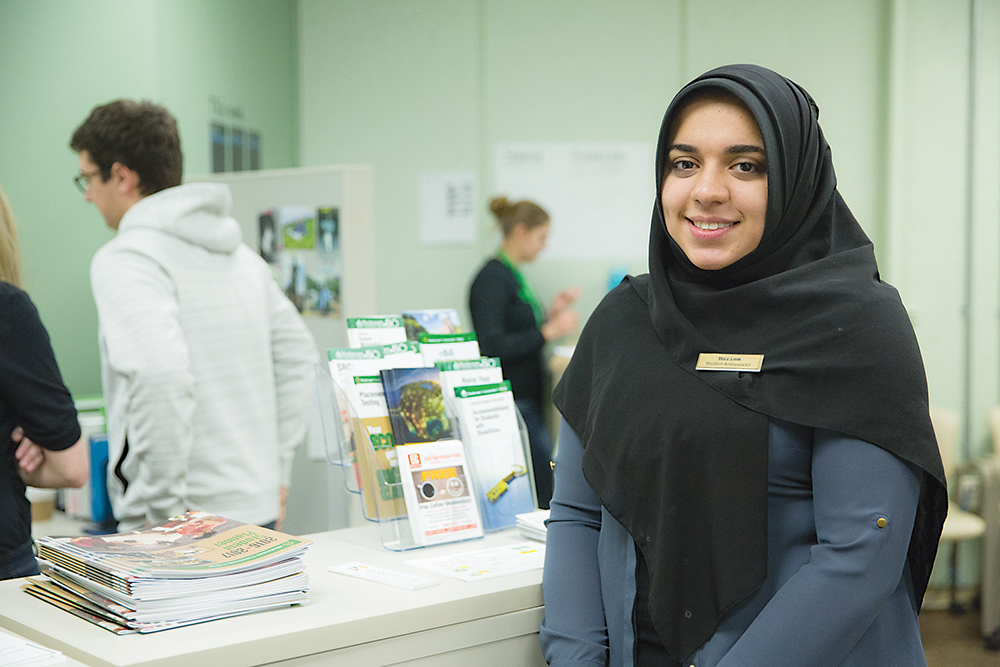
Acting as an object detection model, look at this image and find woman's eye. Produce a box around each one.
[734,161,763,174]
[673,159,696,171]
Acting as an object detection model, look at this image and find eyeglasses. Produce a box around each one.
[73,169,102,194]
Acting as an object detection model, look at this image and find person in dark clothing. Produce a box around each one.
[469,197,579,509]
[0,184,87,581]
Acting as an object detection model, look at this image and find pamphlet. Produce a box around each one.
[395,440,483,546]
[346,316,408,348]
[401,308,462,341]
[453,381,534,531]
[378,340,425,368]
[346,376,407,520]
[437,358,504,432]
[326,341,426,487]
[418,332,480,366]
[380,366,454,446]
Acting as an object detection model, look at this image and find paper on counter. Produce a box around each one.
[329,561,440,590]
[405,542,545,582]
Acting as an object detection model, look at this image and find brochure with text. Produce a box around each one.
[437,358,504,433]
[346,315,408,348]
[453,381,535,531]
[417,332,480,367]
[395,440,483,546]
[347,375,407,520]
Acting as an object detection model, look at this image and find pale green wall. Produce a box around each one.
[6,0,994,455]
[968,0,1000,458]
[3,0,1000,548]
[0,0,299,396]
[297,0,888,340]
[885,0,1000,457]
[296,0,1000,465]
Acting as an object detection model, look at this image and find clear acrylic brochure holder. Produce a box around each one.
[316,364,535,551]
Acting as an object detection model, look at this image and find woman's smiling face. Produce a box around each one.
[660,94,768,271]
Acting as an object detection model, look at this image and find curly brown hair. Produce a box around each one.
[70,100,183,196]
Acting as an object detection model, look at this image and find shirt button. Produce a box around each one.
[684,610,692,619]
[877,517,888,528]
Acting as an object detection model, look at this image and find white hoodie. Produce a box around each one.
[90,183,316,530]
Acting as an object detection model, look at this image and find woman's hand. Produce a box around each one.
[542,308,580,341]
[13,427,46,474]
[13,426,88,489]
[549,286,581,317]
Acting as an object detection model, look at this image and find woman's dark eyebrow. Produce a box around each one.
[726,144,766,156]
[667,143,765,155]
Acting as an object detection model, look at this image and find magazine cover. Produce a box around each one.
[401,308,462,341]
[395,440,483,546]
[29,511,311,634]
[380,366,454,446]
[453,381,535,531]
[36,511,312,582]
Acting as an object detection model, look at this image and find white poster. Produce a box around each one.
[493,142,654,259]
[418,171,476,245]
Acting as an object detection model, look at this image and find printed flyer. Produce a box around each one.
[395,440,483,546]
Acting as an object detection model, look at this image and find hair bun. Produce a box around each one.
[489,196,510,217]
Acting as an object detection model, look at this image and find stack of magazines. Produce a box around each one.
[22,511,311,634]
[515,509,550,542]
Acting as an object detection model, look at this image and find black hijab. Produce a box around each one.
[553,64,947,661]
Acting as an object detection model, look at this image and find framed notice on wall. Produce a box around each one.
[493,142,653,259]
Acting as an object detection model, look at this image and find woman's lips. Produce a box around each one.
[687,217,737,237]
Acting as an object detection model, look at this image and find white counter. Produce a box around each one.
[0,525,546,666]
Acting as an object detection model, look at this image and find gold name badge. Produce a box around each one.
[696,353,764,372]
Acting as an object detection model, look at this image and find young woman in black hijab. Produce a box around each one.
[540,65,947,666]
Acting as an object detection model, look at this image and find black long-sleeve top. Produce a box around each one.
[468,259,545,408]
[0,282,80,555]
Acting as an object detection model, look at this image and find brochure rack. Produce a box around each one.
[315,365,535,551]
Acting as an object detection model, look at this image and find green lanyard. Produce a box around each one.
[497,249,545,326]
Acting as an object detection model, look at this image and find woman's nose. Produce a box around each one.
[691,168,728,205]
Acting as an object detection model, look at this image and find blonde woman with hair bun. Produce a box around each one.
[469,196,581,509]
[0,183,87,580]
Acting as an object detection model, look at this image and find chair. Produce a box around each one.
[982,407,1000,648]
[930,405,987,613]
